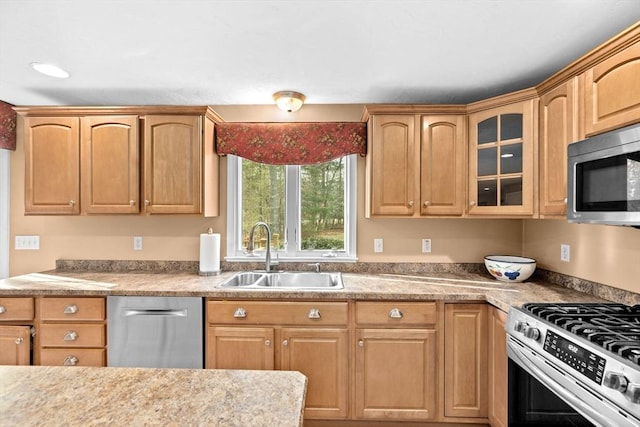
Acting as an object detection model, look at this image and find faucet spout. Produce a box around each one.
[248,221,275,272]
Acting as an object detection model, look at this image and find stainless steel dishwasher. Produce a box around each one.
[107,296,203,368]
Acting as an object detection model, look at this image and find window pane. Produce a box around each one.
[478,147,497,176]
[500,114,522,140]
[500,143,522,174]
[478,116,497,144]
[241,159,285,251]
[301,158,345,251]
[478,179,497,206]
[501,177,523,206]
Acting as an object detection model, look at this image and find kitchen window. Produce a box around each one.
[226,154,357,262]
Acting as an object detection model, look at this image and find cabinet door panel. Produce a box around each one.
[143,115,201,214]
[421,115,465,215]
[0,326,31,365]
[0,298,34,321]
[444,304,488,418]
[206,326,274,370]
[584,40,640,136]
[24,117,80,214]
[488,307,508,427]
[81,116,139,214]
[370,115,416,216]
[355,328,436,421]
[281,328,349,419]
[539,79,577,217]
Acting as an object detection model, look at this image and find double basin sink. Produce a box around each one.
[219,271,344,290]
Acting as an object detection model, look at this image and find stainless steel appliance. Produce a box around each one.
[107,296,203,368]
[507,303,640,427]
[568,123,640,226]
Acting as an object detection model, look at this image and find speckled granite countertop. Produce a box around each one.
[1,266,638,311]
[0,366,307,427]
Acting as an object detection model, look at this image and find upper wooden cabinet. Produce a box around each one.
[468,92,537,217]
[81,116,139,214]
[583,39,640,136]
[24,117,80,214]
[143,115,202,214]
[364,107,466,218]
[538,78,578,218]
[17,107,221,216]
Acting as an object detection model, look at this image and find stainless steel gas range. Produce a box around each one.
[507,303,640,427]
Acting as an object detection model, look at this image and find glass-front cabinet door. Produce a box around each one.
[468,100,536,216]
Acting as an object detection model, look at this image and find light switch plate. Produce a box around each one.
[15,235,40,250]
[374,238,383,253]
[422,239,432,253]
[561,244,570,262]
[133,236,143,251]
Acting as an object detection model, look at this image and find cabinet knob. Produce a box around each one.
[264,339,271,347]
[64,331,79,341]
[69,200,76,206]
[144,199,150,206]
[408,200,414,208]
[423,201,431,207]
[308,308,321,319]
[0,305,5,314]
[358,340,364,347]
[282,340,288,347]
[389,308,403,319]
[564,198,568,204]
[129,200,136,207]
[15,337,23,345]
[233,307,247,318]
[470,201,476,207]
[63,356,79,366]
[63,304,78,315]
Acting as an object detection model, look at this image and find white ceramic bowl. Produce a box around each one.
[484,255,536,282]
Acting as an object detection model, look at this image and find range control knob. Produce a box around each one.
[514,321,527,333]
[627,383,640,404]
[603,372,629,392]
[523,326,541,341]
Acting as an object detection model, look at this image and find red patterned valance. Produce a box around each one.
[216,122,367,165]
[0,100,16,151]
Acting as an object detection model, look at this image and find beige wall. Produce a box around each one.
[523,219,640,294]
[8,104,524,276]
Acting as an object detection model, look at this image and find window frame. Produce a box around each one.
[0,149,10,278]
[226,154,357,263]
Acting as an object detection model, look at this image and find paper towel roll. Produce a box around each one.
[199,233,221,275]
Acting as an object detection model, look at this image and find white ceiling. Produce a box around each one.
[1,0,639,107]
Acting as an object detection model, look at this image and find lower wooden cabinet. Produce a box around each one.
[444,303,488,419]
[206,300,349,419]
[354,301,438,421]
[35,297,106,367]
[0,325,31,365]
[488,307,508,427]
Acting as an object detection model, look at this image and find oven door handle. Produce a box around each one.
[509,340,607,427]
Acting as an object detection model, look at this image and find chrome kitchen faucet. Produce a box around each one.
[247,221,278,272]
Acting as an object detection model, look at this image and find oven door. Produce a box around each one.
[508,335,617,427]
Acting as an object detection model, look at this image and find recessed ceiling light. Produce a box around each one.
[30,62,70,79]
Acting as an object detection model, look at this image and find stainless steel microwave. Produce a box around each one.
[567,123,640,226]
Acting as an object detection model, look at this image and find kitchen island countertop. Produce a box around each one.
[0,365,307,427]
[1,269,637,311]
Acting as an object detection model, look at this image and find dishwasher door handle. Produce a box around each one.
[123,309,188,317]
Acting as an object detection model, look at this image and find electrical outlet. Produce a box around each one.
[374,238,383,253]
[15,235,40,250]
[133,236,143,251]
[561,244,570,262]
[422,238,432,253]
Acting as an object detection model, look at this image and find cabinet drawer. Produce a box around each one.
[208,301,348,325]
[0,298,34,321]
[355,302,436,326]
[39,298,105,321]
[39,348,106,367]
[39,324,105,347]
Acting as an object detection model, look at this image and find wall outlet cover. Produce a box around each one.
[422,239,432,253]
[134,236,143,251]
[561,244,570,262]
[374,238,383,253]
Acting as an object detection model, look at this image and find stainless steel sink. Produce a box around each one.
[219,271,344,290]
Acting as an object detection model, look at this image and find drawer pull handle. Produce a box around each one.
[63,356,79,366]
[308,308,321,319]
[0,305,5,314]
[265,339,271,347]
[64,331,79,341]
[282,340,288,347]
[63,304,78,315]
[15,337,23,345]
[233,308,247,318]
[389,308,403,319]
[358,340,364,347]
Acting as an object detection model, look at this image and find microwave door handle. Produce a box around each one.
[509,342,608,427]
[123,309,188,317]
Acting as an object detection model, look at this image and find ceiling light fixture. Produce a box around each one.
[273,91,305,113]
[30,62,70,79]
